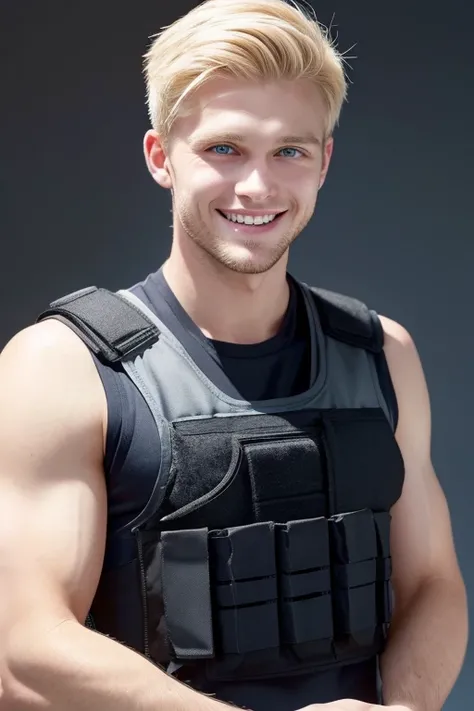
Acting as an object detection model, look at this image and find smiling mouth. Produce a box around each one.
[216,210,287,226]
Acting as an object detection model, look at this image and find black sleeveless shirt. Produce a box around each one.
[91,269,395,706]
[93,268,396,536]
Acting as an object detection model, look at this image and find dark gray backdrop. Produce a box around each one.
[1,1,473,707]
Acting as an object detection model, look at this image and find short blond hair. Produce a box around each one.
[144,0,348,142]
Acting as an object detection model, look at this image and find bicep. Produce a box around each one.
[0,458,107,628]
[0,322,107,633]
[389,459,459,603]
[380,316,462,604]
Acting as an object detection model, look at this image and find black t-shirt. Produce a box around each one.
[92,268,393,706]
[133,268,311,400]
[94,268,396,532]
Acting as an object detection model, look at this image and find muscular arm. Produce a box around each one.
[0,321,231,711]
[378,317,468,711]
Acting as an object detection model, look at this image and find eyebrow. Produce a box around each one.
[191,132,322,147]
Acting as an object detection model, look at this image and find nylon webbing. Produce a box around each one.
[310,286,383,353]
[37,287,159,363]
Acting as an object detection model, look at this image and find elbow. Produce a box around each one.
[393,571,469,641]
[424,571,468,619]
[393,565,467,611]
[1,621,64,710]
[1,643,40,709]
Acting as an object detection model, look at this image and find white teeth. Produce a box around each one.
[223,212,279,225]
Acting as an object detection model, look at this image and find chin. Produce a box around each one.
[187,223,292,274]
[213,246,286,275]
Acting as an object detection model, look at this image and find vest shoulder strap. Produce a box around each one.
[308,285,384,354]
[37,283,384,361]
[36,286,159,363]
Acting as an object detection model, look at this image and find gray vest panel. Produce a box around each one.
[88,282,403,695]
[119,284,393,427]
[37,277,404,705]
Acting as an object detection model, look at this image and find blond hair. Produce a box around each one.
[144,0,348,142]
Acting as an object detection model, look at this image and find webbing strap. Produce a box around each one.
[310,286,384,353]
[37,281,382,360]
[37,286,159,363]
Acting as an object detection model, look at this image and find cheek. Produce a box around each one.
[279,160,320,185]
[173,153,221,189]
[284,171,320,207]
[188,166,233,201]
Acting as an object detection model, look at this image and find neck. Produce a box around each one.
[162,244,291,344]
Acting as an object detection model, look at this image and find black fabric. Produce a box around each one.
[211,522,280,656]
[374,348,398,428]
[89,557,145,651]
[91,354,160,528]
[161,408,402,532]
[155,511,392,679]
[321,410,405,515]
[37,286,159,362]
[134,268,311,401]
[309,287,384,353]
[92,269,311,531]
[246,437,323,522]
[127,407,403,688]
[190,659,379,708]
[79,269,403,706]
[91,269,398,534]
[164,413,327,526]
[160,528,214,659]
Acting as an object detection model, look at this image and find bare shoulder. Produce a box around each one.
[0,318,107,453]
[378,315,431,459]
[378,315,425,391]
[378,314,416,354]
[1,316,104,385]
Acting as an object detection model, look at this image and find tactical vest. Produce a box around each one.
[37,280,405,689]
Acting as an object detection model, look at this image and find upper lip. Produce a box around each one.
[218,209,286,215]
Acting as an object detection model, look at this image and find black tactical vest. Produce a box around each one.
[37,280,405,699]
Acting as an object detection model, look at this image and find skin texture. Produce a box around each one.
[0,77,468,711]
[144,78,333,344]
[147,78,333,275]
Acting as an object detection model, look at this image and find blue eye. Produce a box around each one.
[279,147,303,158]
[208,145,303,157]
[210,144,235,155]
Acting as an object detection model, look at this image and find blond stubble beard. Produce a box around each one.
[175,196,314,275]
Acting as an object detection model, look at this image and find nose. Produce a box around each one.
[234,165,277,202]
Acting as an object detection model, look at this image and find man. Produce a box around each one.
[0,0,468,709]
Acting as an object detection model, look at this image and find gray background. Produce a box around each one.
[1,1,473,707]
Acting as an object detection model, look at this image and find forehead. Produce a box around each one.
[173,77,327,144]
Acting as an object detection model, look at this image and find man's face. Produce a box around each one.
[145,77,333,275]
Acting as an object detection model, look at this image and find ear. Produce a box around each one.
[318,136,334,190]
[143,130,173,189]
